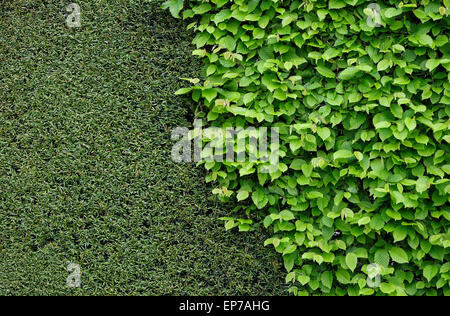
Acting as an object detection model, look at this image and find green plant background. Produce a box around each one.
[0,0,285,295]
[167,0,450,296]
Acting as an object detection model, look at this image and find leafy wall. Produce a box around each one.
[165,0,450,296]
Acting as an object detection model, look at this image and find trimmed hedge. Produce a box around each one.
[166,0,450,295]
[0,0,285,295]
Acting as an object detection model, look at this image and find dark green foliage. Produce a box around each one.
[0,0,285,295]
[166,0,450,296]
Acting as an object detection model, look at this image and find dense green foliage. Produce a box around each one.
[0,0,285,295]
[167,0,450,295]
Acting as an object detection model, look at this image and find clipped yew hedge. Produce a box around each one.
[164,0,450,296]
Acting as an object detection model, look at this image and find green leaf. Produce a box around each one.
[290,139,302,152]
[192,3,212,15]
[336,269,351,284]
[225,220,235,231]
[322,48,340,60]
[390,103,403,119]
[423,265,439,282]
[279,210,295,221]
[377,59,392,71]
[301,164,313,178]
[384,8,402,18]
[317,127,331,141]
[283,244,297,255]
[416,33,434,47]
[404,117,417,131]
[236,190,249,201]
[370,214,385,231]
[358,216,370,226]
[258,15,270,29]
[202,88,217,102]
[306,191,323,199]
[334,149,353,160]
[316,65,335,78]
[175,87,192,95]
[321,271,333,289]
[162,0,184,18]
[345,253,358,272]
[274,89,287,101]
[298,274,310,286]
[416,176,429,194]
[373,113,391,129]
[338,67,360,80]
[380,282,396,294]
[425,59,440,72]
[329,0,346,9]
[393,226,408,242]
[261,73,279,92]
[213,9,232,24]
[374,249,390,267]
[389,247,409,264]
[243,92,257,105]
[219,36,236,51]
[206,65,217,76]
[386,209,402,221]
[283,252,296,272]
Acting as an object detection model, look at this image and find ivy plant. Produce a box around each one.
[164,0,450,296]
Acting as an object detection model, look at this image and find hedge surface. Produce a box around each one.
[0,0,285,295]
[167,0,450,295]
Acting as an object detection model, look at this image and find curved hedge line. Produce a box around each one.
[165,0,450,296]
